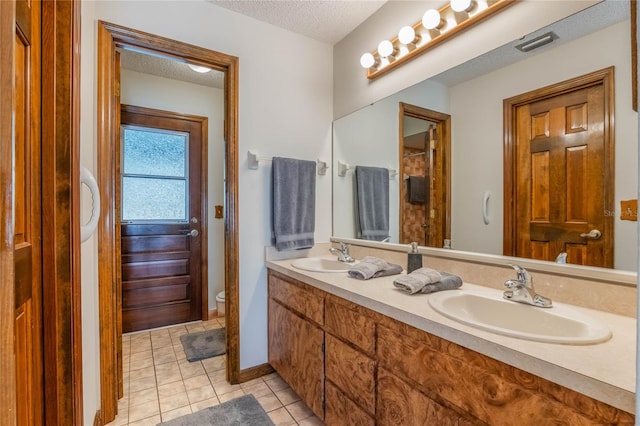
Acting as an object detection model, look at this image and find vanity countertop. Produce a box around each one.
[266,257,637,414]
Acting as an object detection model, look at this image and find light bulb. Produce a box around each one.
[422,9,442,30]
[188,64,212,73]
[360,52,375,69]
[398,26,416,45]
[378,40,394,58]
[451,0,473,13]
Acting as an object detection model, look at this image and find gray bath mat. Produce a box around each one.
[179,328,226,362]
[157,394,274,425]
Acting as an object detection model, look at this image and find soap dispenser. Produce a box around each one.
[407,242,422,274]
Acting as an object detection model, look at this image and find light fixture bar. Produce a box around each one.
[364,0,516,80]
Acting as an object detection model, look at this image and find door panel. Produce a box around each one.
[14,0,44,424]
[120,106,205,332]
[514,82,611,267]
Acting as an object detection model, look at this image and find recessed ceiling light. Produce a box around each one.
[188,64,212,73]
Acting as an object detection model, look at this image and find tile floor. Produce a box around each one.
[106,318,323,426]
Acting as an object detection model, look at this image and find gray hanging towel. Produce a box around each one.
[407,175,426,204]
[272,157,316,251]
[355,166,389,241]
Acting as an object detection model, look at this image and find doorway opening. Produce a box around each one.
[398,102,451,248]
[97,21,239,424]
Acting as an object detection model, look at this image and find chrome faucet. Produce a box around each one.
[503,264,552,308]
[329,242,355,263]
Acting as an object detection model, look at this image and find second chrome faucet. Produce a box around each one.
[503,264,552,308]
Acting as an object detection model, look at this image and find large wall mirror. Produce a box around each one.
[332,0,638,273]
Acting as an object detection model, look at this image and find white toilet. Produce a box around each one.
[216,291,225,317]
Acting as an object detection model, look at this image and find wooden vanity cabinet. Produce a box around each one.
[267,270,635,425]
[267,272,325,419]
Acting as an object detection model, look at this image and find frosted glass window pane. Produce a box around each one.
[123,128,186,177]
[122,177,186,221]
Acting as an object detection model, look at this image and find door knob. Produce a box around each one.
[579,229,601,240]
[189,229,199,237]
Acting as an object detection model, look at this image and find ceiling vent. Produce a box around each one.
[515,32,558,53]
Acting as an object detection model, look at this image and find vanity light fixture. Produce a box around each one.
[188,63,212,73]
[360,0,516,79]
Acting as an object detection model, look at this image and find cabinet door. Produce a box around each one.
[325,381,374,426]
[268,298,324,419]
[325,335,375,414]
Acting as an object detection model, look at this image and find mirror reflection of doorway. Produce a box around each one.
[399,103,451,248]
[504,67,615,268]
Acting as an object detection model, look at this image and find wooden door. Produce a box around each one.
[14,0,44,424]
[511,76,613,267]
[120,106,206,332]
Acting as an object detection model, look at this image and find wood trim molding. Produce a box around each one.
[503,67,615,265]
[97,21,240,423]
[632,0,637,111]
[0,1,17,425]
[239,363,275,382]
[41,1,83,424]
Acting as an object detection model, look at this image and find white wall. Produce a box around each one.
[120,69,226,310]
[450,20,638,271]
[81,1,333,421]
[333,0,599,119]
[80,2,100,424]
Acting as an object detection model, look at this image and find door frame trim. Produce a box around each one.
[398,102,452,247]
[503,66,615,265]
[97,21,240,423]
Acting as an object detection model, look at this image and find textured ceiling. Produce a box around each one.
[119,49,225,89]
[207,0,388,45]
[120,0,628,92]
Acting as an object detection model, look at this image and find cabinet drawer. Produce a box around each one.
[325,334,375,414]
[268,272,324,325]
[325,296,375,356]
[377,325,618,425]
[325,381,374,426]
[377,368,476,426]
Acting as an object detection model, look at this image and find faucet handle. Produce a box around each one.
[509,264,532,284]
[339,242,350,252]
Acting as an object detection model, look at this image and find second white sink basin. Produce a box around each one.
[428,288,612,345]
[291,256,357,273]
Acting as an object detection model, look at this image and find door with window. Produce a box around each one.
[120,105,207,332]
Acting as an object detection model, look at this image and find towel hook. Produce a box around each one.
[338,160,351,177]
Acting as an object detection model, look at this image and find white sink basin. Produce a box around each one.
[291,256,357,273]
[428,288,612,345]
